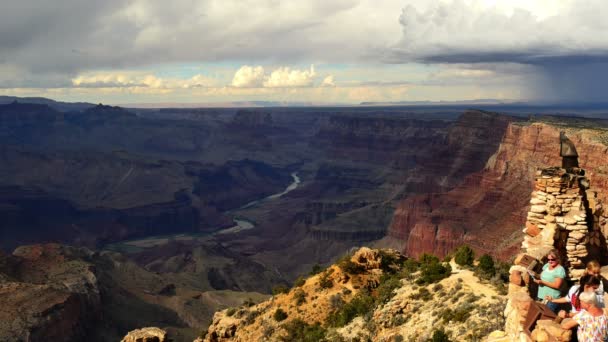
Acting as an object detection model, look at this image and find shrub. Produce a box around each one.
[439,303,472,323]
[326,290,374,327]
[454,245,475,267]
[408,287,432,301]
[378,250,404,273]
[376,274,402,304]
[403,258,419,274]
[310,264,324,275]
[419,253,439,265]
[293,288,307,306]
[329,293,344,310]
[244,310,260,325]
[319,270,333,289]
[273,308,288,322]
[338,256,366,275]
[417,259,451,285]
[281,319,326,342]
[431,328,451,342]
[475,254,495,279]
[272,285,290,295]
[294,276,306,287]
[494,260,511,283]
[243,298,256,307]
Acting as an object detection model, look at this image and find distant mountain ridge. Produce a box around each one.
[0,96,95,112]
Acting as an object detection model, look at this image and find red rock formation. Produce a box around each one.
[0,244,101,341]
[387,120,608,260]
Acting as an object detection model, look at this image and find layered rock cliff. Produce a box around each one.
[386,117,608,259]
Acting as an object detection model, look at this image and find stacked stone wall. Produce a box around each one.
[522,167,590,278]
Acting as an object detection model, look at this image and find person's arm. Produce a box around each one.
[547,296,568,304]
[561,318,578,330]
[534,276,563,290]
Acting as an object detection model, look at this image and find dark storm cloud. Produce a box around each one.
[392,1,608,101]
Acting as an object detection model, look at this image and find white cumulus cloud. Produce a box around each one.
[263,65,316,88]
[231,66,265,88]
[232,65,317,88]
[72,72,215,89]
[321,75,336,87]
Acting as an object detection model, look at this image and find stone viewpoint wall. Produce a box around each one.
[490,165,608,341]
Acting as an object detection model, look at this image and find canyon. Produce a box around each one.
[2,98,608,340]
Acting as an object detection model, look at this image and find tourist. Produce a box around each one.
[561,291,608,341]
[546,274,601,318]
[533,249,566,313]
[584,260,607,308]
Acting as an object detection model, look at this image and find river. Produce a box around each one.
[219,172,300,233]
[104,172,300,252]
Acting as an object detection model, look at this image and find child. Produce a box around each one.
[584,260,607,308]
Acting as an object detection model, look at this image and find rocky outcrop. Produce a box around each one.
[121,327,168,342]
[0,244,101,342]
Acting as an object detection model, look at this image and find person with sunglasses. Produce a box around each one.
[534,249,566,313]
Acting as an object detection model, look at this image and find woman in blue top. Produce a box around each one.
[534,249,566,313]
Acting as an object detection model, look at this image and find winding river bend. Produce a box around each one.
[219,172,300,234]
[105,172,300,252]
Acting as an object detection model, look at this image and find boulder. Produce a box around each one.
[121,327,167,342]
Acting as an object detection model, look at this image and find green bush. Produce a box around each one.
[293,288,307,306]
[338,256,366,275]
[475,254,495,279]
[281,319,326,342]
[439,303,472,323]
[244,310,260,325]
[417,258,451,285]
[431,328,451,342]
[310,264,324,275]
[408,287,433,301]
[376,274,402,304]
[326,290,374,327]
[243,298,256,307]
[419,253,440,265]
[494,260,511,283]
[378,250,404,273]
[318,270,334,289]
[454,245,475,267]
[294,276,306,287]
[273,308,288,322]
[273,285,290,295]
[329,293,344,310]
[403,258,419,273]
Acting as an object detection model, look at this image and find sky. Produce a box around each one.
[1,0,607,105]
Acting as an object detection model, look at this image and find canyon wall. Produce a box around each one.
[387,119,608,259]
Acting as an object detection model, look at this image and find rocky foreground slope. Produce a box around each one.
[199,247,505,342]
